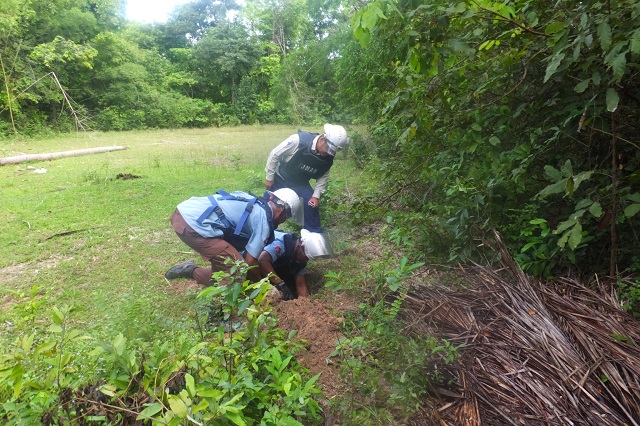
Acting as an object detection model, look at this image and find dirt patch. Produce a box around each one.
[0,255,73,283]
[0,255,73,309]
[1,294,19,312]
[270,297,345,399]
[116,173,142,180]
[164,278,201,295]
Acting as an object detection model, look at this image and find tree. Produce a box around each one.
[348,0,640,277]
[192,21,262,105]
[156,0,240,51]
[0,0,128,136]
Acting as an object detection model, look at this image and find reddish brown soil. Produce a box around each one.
[270,296,345,399]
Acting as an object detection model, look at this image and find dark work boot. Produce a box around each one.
[165,260,197,280]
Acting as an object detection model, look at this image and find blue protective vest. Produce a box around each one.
[272,233,307,283]
[278,131,334,185]
[195,190,275,251]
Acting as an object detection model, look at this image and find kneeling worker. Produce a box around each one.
[258,229,333,300]
[165,188,303,285]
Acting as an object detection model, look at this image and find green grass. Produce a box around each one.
[0,125,362,342]
[1,128,455,425]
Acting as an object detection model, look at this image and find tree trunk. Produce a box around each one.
[610,113,618,277]
[0,146,128,166]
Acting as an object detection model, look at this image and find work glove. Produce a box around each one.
[275,281,295,301]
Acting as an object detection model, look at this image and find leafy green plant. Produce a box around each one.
[535,161,602,251]
[0,267,323,425]
[324,256,457,424]
[348,131,374,169]
[0,305,90,425]
[2,286,46,330]
[513,218,561,279]
[229,153,243,170]
[618,278,640,318]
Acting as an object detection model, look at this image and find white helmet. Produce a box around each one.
[301,229,334,259]
[271,188,304,226]
[323,123,349,155]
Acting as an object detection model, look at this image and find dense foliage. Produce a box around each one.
[1,268,324,425]
[344,0,640,284]
[0,0,349,135]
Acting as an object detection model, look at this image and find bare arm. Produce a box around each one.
[312,169,331,199]
[257,251,281,285]
[294,274,308,297]
[244,252,263,283]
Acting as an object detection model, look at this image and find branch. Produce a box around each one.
[0,54,16,133]
[44,226,104,241]
[472,1,548,37]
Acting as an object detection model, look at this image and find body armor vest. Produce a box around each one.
[278,131,334,185]
[273,234,307,283]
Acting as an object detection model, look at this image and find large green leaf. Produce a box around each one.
[610,52,627,82]
[168,395,188,418]
[589,202,603,218]
[606,88,619,112]
[568,223,583,250]
[631,29,640,53]
[597,21,612,50]
[544,22,565,35]
[537,179,567,199]
[560,160,573,177]
[361,5,385,30]
[628,193,640,203]
[572,170,593,192]
[555,218,578,234]
[137,403,163,421]
[544,165,562,181]
[52,307,65,326]
[544,52,565,83]
[574,79,590,93]
[624,204,640,218]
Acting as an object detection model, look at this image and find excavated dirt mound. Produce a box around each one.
[167,279,350,400]
[270,296,345,399]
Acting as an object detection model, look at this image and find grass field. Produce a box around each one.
[0,125,361,342]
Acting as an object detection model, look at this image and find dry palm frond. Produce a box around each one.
[403,232,639,426]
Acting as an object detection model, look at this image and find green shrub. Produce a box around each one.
[0,265,323,425]
[324,256,458,423]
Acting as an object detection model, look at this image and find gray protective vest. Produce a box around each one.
[278,131,334,185]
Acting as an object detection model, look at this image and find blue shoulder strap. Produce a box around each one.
[196,195,232,228]
[196,190,258,236]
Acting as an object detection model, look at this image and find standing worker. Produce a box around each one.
[258,229,334,301]
[265,123,349,232]
[165,188,303,285]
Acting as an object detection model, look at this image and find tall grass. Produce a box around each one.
[0,125,359,342]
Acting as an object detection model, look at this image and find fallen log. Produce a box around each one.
[0,146,128,165]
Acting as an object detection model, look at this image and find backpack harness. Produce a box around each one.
[196,190,260,236]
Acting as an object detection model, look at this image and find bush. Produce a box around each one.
[0,265,323,425]
[324,256,458,423]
